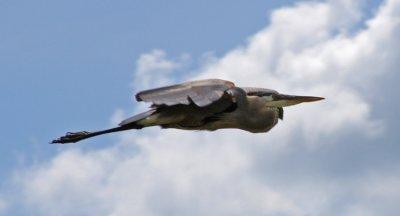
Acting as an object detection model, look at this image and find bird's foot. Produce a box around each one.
[50,131,91,144]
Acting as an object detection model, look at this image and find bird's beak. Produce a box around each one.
[268,94,325,107]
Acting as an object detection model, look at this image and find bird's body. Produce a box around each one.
[152,96,280,133]
[51,79,324,144]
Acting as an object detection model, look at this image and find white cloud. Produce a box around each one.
[133,49,190,91]
[196,0,400,144]
[345,171,400,216]
[16,143,302,215]
[9,0,400,215]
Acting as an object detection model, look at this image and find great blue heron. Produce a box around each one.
[51,79,324,144]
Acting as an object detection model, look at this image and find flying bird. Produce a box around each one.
[51,79,324,144]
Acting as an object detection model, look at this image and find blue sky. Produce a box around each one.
[1,0,400,215]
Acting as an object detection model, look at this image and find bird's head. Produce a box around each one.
[262,92,324,107]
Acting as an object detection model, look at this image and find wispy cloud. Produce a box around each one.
[133,49,190,91]
[0,196,7,215]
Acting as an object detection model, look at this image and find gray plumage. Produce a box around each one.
[136,79,235,107]
[51,79,324,144]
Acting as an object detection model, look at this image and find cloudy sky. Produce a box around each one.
[1,0,400,215]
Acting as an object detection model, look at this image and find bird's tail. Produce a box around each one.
[51,109,157,144]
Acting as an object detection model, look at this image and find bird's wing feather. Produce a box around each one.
[242,87,279,97]
[119,109,157,126]
[135,79,235,107]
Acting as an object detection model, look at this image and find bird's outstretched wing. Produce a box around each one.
[242,87,279,97]
[135,79,236,107]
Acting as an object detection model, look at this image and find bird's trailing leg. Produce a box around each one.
[51,109,159,144]
[50,125,139,144]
